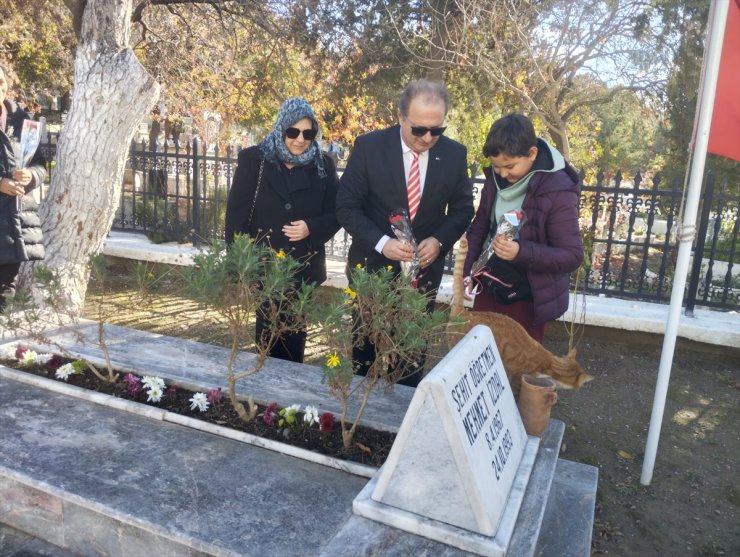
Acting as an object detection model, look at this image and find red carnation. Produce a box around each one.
[206,387,222,405]
[320,412,335,432]
[122,373,142,396]
[46,354,65,370]
[263,402,279,427]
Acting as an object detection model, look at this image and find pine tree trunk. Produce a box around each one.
[21,0,159,315]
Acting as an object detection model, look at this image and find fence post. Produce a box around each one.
[685,170,715,317]
[192,137,201,248]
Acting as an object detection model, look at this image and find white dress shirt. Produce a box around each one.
[375,131,429,253]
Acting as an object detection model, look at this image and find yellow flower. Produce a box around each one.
[355,263,363,269]
[386,265,393,271]
[275,249,286,259]
[343,287,357,299]
[326,352,341,368]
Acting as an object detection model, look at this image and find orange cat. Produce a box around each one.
[447,237,592,397]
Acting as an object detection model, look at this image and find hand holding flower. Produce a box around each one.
[388,209,422,283]
[463,276,474,301]
[469,209,527,277]
[417,237,441,268]
[491,234,520,261]
[381,238,414,262]
[12,168,32,187]
[0,177,24,196]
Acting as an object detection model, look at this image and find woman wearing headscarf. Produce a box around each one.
[225,98,340,362]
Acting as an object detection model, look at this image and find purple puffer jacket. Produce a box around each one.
[464,163,583,326]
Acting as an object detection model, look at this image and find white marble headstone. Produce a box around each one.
[354,325,537,555]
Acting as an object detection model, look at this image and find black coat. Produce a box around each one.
[336,125,474,291]
[0,99,46,265]
[224,146,341,285]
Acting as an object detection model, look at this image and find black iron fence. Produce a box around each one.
[38,140,739,312]
[119,139,234,243]
[578,170,738,312]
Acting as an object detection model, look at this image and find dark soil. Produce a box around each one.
[544,325,739,557]
[3,358,394,468]
[80,258,740,556]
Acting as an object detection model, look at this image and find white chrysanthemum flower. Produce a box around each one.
[146,385,163,402]
[35,353,54,365]
[141,376,165,390]
[55,363,76,381]
[287,403,301,413]
[189,392,210,412]
[0,345,17,359]
[21,350,39,365]
[303,405,320,425]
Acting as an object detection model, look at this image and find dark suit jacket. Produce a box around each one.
[336,125,473,291]
[225,146,340,285]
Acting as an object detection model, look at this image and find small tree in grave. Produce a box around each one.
[309,265,449,449]
[0,260,120,382]
[183,234,314,422]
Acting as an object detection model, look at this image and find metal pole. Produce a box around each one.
[192,137,201,248]
[685,171,716,317]
[640,0,730,485]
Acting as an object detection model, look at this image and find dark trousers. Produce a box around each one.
[255,302,307,363]
[0,262,21,311]
[352,332,425,388]
[351,289,436,389]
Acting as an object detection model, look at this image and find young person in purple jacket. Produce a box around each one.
[463,114,583,342]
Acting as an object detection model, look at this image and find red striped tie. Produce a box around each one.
[407,152,421,221]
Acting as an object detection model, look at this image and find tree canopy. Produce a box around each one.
[0,1,75,100]
[2,0,724,176]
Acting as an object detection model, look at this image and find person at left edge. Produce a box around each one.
[225,98,340,363]
[0,62,46,311]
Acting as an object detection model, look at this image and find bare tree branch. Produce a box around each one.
[390,0,669,159]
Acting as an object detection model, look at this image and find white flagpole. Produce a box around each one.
[640,0,731,486]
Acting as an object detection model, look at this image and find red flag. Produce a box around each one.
[707,0,740,161]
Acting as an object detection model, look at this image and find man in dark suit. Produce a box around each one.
[336,79,474,386]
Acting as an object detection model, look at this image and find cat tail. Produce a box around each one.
[451,236,468,318]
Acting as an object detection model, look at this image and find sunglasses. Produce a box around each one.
[285,127,317,140]
[410,125,447,137]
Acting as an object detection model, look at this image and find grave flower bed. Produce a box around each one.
[0,347,394,468]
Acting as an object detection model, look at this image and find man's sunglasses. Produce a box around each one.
[285,127,317,140]
[410,125,447,137]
